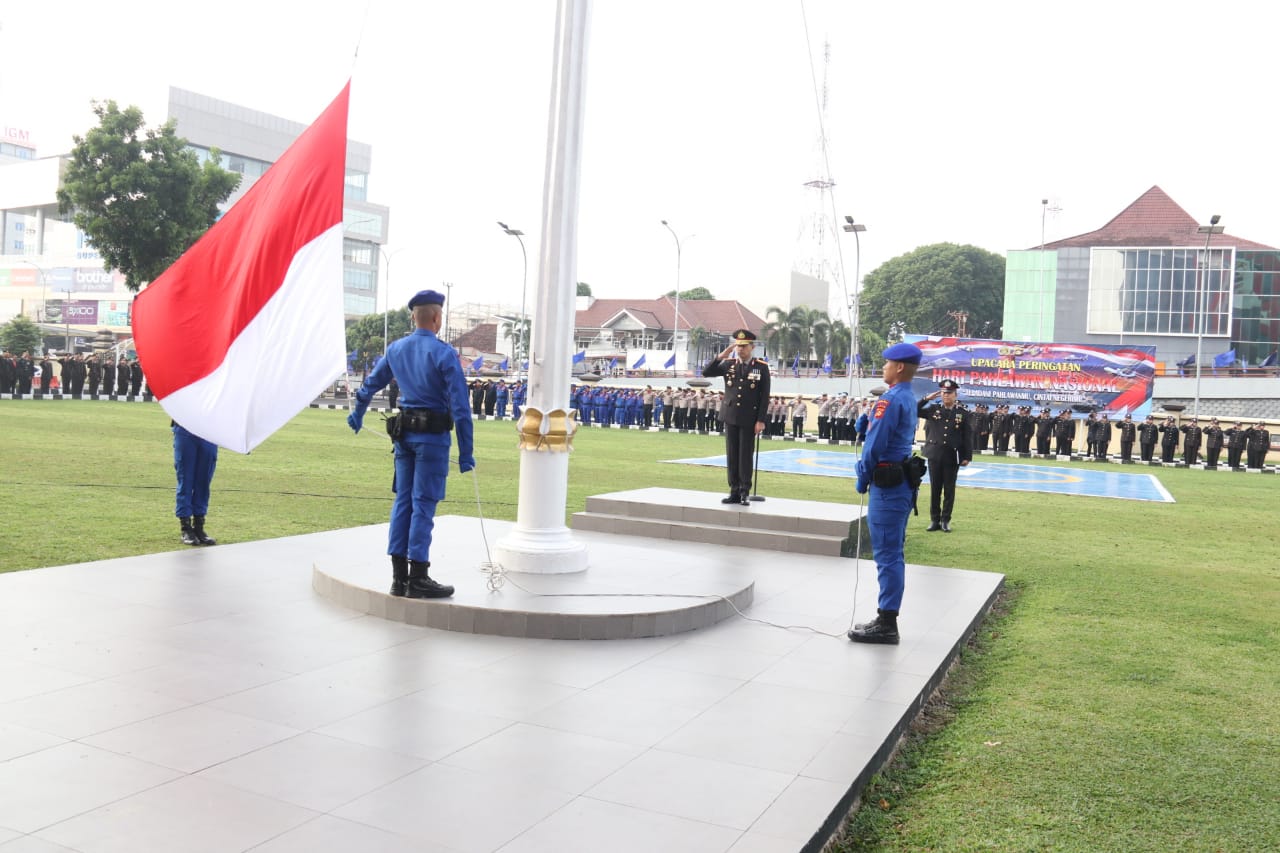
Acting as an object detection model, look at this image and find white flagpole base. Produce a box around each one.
[494,450,588,575]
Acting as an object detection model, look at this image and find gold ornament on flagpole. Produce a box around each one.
[515,407,577,452]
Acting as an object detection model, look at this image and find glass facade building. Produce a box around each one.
[1003,187,1278,368]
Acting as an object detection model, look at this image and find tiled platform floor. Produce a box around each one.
[0,519,1002,853]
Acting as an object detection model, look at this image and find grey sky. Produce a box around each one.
[2,0,1274,323]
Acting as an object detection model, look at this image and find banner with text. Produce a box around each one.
[906,336,1157,419]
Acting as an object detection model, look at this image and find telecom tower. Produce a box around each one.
[792,40,844,317]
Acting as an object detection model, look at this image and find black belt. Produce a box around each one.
[399,408,453,434]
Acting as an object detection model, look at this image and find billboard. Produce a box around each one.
[906,336,1157,419]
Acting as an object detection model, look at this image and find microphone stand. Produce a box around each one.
[749,431,765,502]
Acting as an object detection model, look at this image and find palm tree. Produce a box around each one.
[827,318,851,372]
[799,307,831,366]
[499,316,532,363]
[762,305,799,366]
[687,325,709,366]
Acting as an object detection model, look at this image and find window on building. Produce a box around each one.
[345,170,368,202]
[1089,247,1233,337]
[344,239,374,265]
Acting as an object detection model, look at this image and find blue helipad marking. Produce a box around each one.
[667,448,1174,502]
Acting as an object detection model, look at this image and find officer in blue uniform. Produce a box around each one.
[173,422,218,546]
[702,329,771,505]
[348,289,475,598]
[917,378,972,532]
[849,342,922,644]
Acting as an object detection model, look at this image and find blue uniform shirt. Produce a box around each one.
[355,329,474,462]
[856,382,917,483]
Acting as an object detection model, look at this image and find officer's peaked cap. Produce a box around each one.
[882,342,922,364]
[938,379,960,391]
[408,289,446,309]
[731,329,757,343]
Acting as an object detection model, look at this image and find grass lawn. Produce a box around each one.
[2,400,1277,852]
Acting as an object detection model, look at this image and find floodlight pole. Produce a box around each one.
[660,219,687,376]
[842,217,866,398]
[498,222,529,373]
[1194,215,1224,419]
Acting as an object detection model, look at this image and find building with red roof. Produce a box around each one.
[1004,186,1278,368]
[573,295,766,373]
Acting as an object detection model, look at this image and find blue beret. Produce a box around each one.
[882,342,923,365]
[408,289,445,309]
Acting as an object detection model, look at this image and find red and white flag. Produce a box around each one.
[133,81,351,453]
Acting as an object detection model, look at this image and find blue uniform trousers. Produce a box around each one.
[388,439,449,562]
[868,480,911,611]
[173,425,217,518]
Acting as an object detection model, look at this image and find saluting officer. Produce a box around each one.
[1203,418,1224,468]
[1159,416,1180,463]
[702,329,771,505]
[1224,421,1247,469]
[1115,414,1138,462]
[1180,418,1203,465]
[917,378,972,532]
[1053,409,1076,456]
[1138,414,1160,462]
[1035,407,1055,455]
[1245,421,1270,469]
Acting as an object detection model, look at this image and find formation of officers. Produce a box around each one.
[960,402,1272,469]
[0,350,145,397]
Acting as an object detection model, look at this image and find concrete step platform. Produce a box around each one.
[313,516,754,640]
[571,487,866,557]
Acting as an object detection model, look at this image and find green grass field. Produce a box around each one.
[1,400,1277,852]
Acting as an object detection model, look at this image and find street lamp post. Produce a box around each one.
[19,259,48,333]
[660,220,687,376]
[1193,214,1224,419]
[498,222,528,373]
[443,281,453,343]
[842,217,866,398]
[377,246,406,357]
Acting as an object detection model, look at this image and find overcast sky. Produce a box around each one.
[3,0,1276,326]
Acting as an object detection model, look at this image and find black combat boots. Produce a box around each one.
[407,560,454,599]
[180,517,199,546]
[848,609,900,644]
[192,515,216,546]
[390,555,409,597]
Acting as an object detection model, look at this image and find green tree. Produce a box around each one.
[761,305,829,368]
[665,286,714,300]
[56,101,241,291]
[499,316,532,362]
[577,282,592,296]
[858,326,887,374]
[345,308,411,369]
[827,318,851,370]
[1,315,43,355]
[686,325,711,366]
[859,243,1005,341]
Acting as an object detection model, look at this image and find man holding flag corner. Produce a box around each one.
[348,289,474,598]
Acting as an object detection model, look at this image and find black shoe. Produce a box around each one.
[721,494,740,504]
[179,517,200,546]
[941,521,952,533]
[848,611,900,645]
[740,495,752,506]
[192,515,217,546]
[926,521,942,532]
[407,560,454,599]
[390,555,409,597]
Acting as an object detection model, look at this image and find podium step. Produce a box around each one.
[570,487,866,558]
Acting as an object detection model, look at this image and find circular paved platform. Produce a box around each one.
[312,516,754,640]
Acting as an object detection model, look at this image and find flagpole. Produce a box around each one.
[494,0,591,575]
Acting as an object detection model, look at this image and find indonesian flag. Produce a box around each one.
[133,82,351,453]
